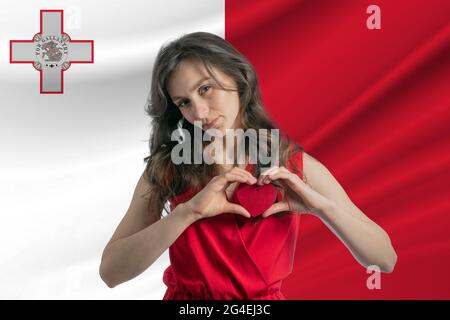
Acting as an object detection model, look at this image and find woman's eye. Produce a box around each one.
[178,100,189,108]
[199,85,211,95]
[176,85,211,108]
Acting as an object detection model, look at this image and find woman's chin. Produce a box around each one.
[204,127,224,137]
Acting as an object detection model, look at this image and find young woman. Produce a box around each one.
[99,32,397,299]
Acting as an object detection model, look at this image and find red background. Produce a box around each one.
[226,0,450,299]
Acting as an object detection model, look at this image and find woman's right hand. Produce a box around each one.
[184,167,257,220]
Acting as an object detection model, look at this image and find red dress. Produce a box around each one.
[162,149,304,300]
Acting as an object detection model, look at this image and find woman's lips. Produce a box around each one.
[203,116,221,130]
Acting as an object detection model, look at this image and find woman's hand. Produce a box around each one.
[185,167,257,220]
[257,166,335,218]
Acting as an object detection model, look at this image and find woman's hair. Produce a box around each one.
[143,31,303,219]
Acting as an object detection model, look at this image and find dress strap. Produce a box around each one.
[287,146,305,182]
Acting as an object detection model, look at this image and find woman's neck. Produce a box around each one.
[212,130,250,174]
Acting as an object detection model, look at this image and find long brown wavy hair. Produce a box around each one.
[143,32,303,219]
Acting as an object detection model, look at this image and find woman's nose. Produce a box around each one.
[190,100,209,121]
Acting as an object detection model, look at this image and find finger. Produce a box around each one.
[225,167,253,182]
[260,170,278,185]
[258,166,279,185]
[262,201,290,218]
[225,172,256,185]
[216,173,253,194]
[273,167,306,185]
[260,166,279,176]
[213,174,247,191]
[239,171,257,184]
[266,171,301,190]
[224,202,251,218]
[221,174,248,190]
[230,167,257,182]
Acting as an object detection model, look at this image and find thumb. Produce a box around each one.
[262,201,289,218]
[223,202,251,218]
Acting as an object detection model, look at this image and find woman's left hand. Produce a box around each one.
[258,166,335,218]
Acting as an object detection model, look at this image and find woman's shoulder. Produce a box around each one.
[297,150,333,188]
[169,183,203,211]
[286,144,305,180]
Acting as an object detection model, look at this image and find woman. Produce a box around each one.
[99,32,397,299]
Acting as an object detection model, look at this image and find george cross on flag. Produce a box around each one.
[9,9,94,94]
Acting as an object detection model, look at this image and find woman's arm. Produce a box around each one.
[260,152,398,273]
[302,152,397,273]
[100,166,254,288]
[317,200,397,273]
[99,172,198,288]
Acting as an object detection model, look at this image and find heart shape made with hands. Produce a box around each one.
[232,182,278,218]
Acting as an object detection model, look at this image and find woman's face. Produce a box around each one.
[167,58,241,135]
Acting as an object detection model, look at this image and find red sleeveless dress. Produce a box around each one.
[162,149,304,300]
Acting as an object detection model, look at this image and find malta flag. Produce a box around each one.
[1,0,449,300]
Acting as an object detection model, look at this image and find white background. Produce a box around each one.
[0,0,224,299]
